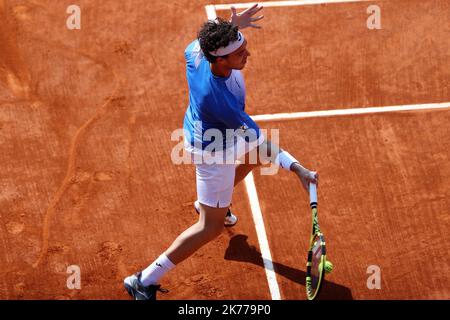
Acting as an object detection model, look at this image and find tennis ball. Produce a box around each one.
[324,260,333,274]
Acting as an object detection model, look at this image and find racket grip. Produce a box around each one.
[309,183,317,205]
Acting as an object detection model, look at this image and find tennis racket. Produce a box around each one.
[305,183,326,300]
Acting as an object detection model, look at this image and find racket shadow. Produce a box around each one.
[224,234,353,300]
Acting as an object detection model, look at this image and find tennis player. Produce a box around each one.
[124,4,319,300]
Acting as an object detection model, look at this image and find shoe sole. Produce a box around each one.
[124,284,135,298]
[124,278,138,299]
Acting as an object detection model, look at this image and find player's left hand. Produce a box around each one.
[230,3,264,29]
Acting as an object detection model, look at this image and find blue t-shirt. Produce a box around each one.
[183,40,261,152]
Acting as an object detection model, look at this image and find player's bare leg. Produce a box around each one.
[125,203,228,296]
[164,203,228,265]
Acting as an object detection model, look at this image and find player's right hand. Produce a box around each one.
[292,164,319,192]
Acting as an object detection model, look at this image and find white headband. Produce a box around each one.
[209,31,245,57]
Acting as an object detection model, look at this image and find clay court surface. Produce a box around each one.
[1,0,449,299]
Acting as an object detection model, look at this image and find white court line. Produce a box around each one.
[244,173,282,300]
[251,102,450,122]
[204,3,281,301]
[213,0,373,10]
[205,5,217,19]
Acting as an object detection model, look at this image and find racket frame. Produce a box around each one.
[305,183,326,300]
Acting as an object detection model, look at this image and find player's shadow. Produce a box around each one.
[224,234,353,300]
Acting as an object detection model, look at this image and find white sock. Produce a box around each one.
[140,254,175,286]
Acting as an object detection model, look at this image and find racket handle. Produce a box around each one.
[309,183,317,205]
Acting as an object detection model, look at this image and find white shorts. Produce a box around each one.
[185,134,265,208]
[195,162,236,208]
